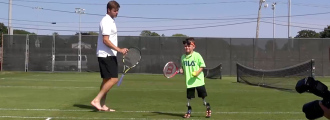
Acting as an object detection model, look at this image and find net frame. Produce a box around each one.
[237,59,315,90]
[203,63,222,79]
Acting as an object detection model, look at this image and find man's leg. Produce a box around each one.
[100,79,109,110]
[93,56,118,111]
[91,78,118,110]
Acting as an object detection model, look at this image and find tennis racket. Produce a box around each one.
[163,61,180,78]
[117,47,142,86]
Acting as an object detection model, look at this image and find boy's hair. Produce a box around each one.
[183,37,195,46]
[107,1,120,11]
[185,37,195,42]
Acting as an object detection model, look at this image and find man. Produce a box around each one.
[91,1,128,111]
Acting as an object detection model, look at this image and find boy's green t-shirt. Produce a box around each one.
[181,51,206,88]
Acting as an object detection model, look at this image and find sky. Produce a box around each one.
[0,0,329,38]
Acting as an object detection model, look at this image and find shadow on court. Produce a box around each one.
[151,111,183,117]
[73,104,98,112]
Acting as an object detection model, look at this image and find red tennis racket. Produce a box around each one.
[163,61,180,78]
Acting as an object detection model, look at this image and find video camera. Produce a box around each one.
[296,77,330,119]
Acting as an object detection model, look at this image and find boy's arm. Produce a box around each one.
[193,53,205,77]
[179,56,184,74]
[179,67,184,74]
[193,67,204,77]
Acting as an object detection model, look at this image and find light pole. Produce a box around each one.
[33,7,43,35]
[288,0,291,38]
[8,0,13,35]
[255,0,267,68]
[75,8,85,72]
[255,0,266,39]
[272,2,276,39]
[51,22,56,72]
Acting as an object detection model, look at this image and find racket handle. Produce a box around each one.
[117,74,125,86]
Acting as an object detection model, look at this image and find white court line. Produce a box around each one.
[0,85,97,89]
[0,85,273,92]
[0,78,97,82]
[0,116,305,120]
[0,116,202,120]
[0,108,301,114]
[0,85,179,91]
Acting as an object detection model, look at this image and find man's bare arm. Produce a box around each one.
[103,35,127,54]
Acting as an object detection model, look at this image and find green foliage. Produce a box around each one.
[320,25,330,38]
[140,30,160,36]
[13,29,35,34]
[52,32,59,36]
[295,30,320,38]
[0,23,8,46]
[75,32,99,35]
[171,33,188,37]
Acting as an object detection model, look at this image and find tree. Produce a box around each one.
[13,29,35,34]
[150,32,160,36]
[140,30,160,36]
[87,31,98,35]
[295,30,320,38]
[52,32,59,36]
[75,31,98,35]
[320,25,330,38]
[172,33,188,37]
[0,23,8,46]
[161,34,165,37]
[140,30,151,36]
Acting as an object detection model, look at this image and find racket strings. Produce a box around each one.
[163,62,179,78]
[124,48,141,67]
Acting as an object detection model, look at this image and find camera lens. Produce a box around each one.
[302,100,324,119]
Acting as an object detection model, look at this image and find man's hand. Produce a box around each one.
[119,48,128,55]
[319,101,330,119]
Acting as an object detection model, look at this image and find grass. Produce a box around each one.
[0,72,329,120]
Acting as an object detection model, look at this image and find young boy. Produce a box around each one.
[180,37,211,118]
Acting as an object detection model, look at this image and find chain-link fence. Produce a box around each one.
[1,35,330,76]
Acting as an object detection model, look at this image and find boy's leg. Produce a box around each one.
[205,103,211,118]
[184,88,195,118]
[196,85,211,118]
[183,105,192,118]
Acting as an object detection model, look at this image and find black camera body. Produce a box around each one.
[296,77,330,119]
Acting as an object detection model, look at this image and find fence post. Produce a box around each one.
[0,33,3,71]
[273,38,276,69]
[78,34,81,72]
[52,34,55,72]
[25,34,29,72]
[229,38,232,76]
[253,38,255,68]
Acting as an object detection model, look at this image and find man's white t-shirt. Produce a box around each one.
[96,14,118,57]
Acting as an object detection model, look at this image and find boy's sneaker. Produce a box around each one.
[183,106,192,118]
[205,103,211,118]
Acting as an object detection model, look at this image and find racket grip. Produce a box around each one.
[117,74,125,86]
